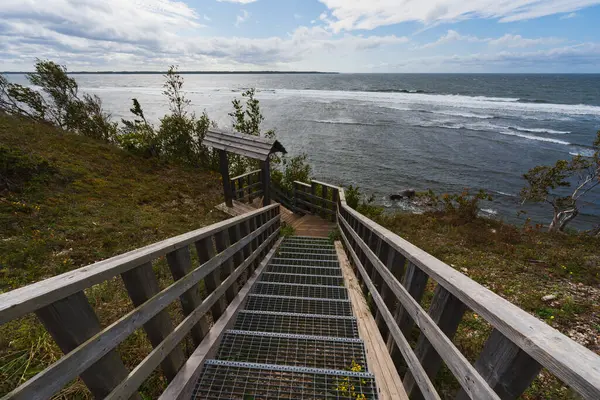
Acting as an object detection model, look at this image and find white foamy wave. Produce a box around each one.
[569,148,596,157]
[270,88,600,117]
[481,208,498,215]
[509,126,570,135]
[311,118,379,126]
[491,190,517,197]
[436,110,495,119]
[499,131,570,145]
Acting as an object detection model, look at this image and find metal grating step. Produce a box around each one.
[254,282,348,299]
[271,258,340,268]
[285,236,333,242]
[216,330,367,370]
[267,265,342,276]
[279,244,336,252]
[234,311,359,338]
[260,272,345,286]
[276,251,339,261]
[246,294,353,316]
[193,360,377,400]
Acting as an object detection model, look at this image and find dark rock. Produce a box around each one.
[390,189,416,201]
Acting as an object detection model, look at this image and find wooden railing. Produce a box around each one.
[288,179,600,399]
[0,204,280,400]
[329,186,600,399]
[230,169,263,204]
[293,180,338,221]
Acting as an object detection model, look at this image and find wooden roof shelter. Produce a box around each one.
[203,129,287,207]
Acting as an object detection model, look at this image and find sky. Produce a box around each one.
[1,0,600,72]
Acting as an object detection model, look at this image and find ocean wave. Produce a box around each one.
[480,208,498,215]
[270,88,600,117]
[499,131,570,145]
[508,126,570,135]
[311,118,380,126]
[491,190,517,197]
[569,148,596,157]
[384,106,495,119]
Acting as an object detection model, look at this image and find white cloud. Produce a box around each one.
[419,30,564,49]
[235,10,250,27]
[317,0,600,31]
[560,12,578,19]
[217,0,258,4]
[420,30,484,48]
[488,34,563,48]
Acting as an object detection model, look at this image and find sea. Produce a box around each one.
[7,73,600,229]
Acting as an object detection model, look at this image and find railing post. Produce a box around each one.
[35,292,141,399]
[218,149,233,207]
[247,173,254,204]
[387,262,429,366]
[310,181,317,214]
[214,229,238,303]
[195,236,227,321]
[261,160,271,207]
[404,285,467,399]
[121,262,186,381]
[455,329,542,400]
[166,246,211,347]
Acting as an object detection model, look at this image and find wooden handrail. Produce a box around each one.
[0,204,279,325]
[333,186,600,399]
[230,169,261,182]
[0,204,281,400]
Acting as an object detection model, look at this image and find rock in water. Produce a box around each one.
[390,189,416,201]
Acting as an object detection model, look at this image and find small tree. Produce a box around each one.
[0,60,117,141]
[521,131,600,233]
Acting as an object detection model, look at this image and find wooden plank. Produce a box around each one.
[335,242,408,400]
[295,198,335,215]
[34,292,140,400]
[105,229,282,400]
[296,190,336,206]
[3,216,279,400]
[404,285,467,399]
[214,229,237,303]
[121,262,186,381]
[167,247,210,346]
[195,237,227,322]
[455,329,542,400]
[389,261,429,358]
[218,149,233,208]
[230,169,261,182]
[0,204,279,325]
[159,236,284,400]
[339,216,500,400]
[310,181,317,214]
[338,226,441,400]
[339,201,600,399]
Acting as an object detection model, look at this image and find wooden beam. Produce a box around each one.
[404,285,467,399]
[166,247,210,347]
[218,149,233,207]
[194,237,227,321]
[455,329,542,400]
[261,159,271,206]
[35,292,140,400]
[121,262,186,381]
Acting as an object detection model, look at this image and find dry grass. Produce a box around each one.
[0,115,226,398]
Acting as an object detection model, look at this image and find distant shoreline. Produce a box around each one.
[2,71,339,75]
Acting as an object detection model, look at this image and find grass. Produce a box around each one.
[0,114,227,398]
[374,211,600,399]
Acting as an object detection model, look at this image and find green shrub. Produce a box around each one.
[425,189,492,223]
[0,146,56,192]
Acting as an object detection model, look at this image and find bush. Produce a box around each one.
[343,185,383,219]
[425,189,492,223]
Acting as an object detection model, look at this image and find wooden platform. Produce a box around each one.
[335,242,408,400]
[216,200,336,238]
